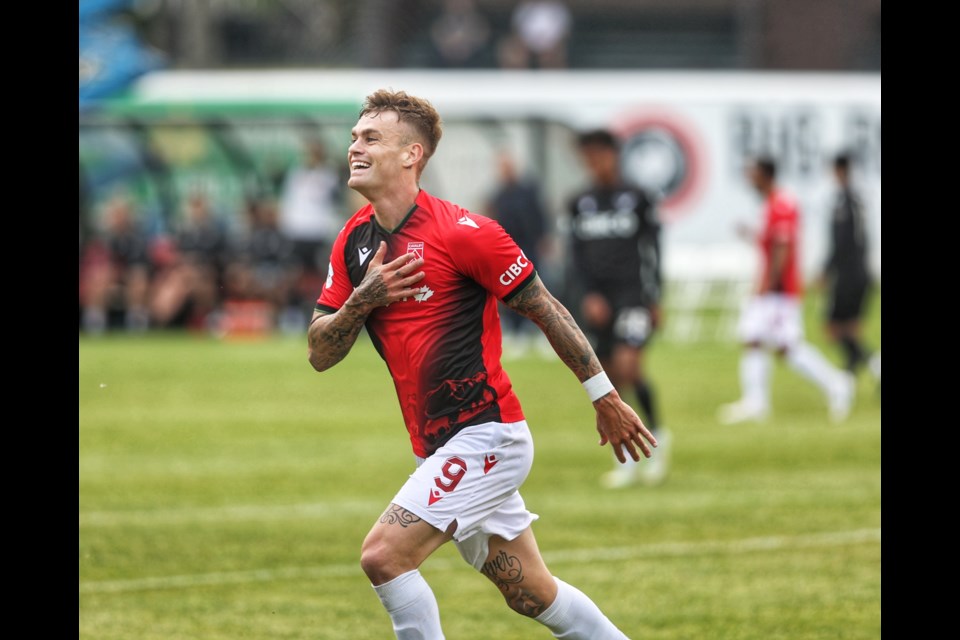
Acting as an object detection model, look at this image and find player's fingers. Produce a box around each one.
[399,271,426,287]
[386,253,423,271]
[611,441,626,464]
[638,423,658,449]
[632,430,652,458]
[369,241,388,266]
[396,259,425,279]
[394,286,424,300]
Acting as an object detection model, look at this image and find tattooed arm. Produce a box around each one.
[307,242,425,372]
[507,276,657,462]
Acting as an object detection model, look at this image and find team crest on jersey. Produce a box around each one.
[407,242,424,260]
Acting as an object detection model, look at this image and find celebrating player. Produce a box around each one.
[568,129,671,488]
[718,157,854,425]
[308,90,653,639]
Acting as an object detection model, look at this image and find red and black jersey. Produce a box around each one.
[759,189,802,296]
[317,190,537,458]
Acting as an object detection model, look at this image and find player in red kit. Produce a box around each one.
[308,90,654,639]
[718,157,854,425]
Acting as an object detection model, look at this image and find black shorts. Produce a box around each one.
[590,291,655,358]
[827,273,871,322]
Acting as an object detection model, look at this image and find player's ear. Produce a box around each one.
[402,142,424,170]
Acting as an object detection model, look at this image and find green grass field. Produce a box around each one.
[79,299,880,639]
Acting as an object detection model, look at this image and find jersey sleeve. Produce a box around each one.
[315,230,352,314]
[448,215,537,303]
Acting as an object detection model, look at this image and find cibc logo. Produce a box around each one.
[612,110,707,222]
[499,252,530,286]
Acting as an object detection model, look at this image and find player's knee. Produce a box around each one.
[359,537,404,584]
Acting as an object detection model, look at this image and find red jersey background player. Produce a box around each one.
[307,89,654,639]
[718,157,854,425]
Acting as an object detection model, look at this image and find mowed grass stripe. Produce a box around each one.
[80,527,880,594]
[80,500,383,526]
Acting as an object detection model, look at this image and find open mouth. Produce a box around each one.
[351,160,371,172]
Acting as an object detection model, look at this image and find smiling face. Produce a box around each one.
[347,110,421,200]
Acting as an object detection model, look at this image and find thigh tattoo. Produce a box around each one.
[481,549,524,591]
[379,505,423,528]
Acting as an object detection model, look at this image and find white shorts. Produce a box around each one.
[390,420,539,571]
[737,294,804,349]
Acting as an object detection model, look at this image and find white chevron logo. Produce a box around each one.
[457,215,479,229]
[358,247,372,265]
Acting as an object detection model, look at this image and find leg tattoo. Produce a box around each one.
[481,549,548,617]
[378,505,423,528]
[481,550,524,591]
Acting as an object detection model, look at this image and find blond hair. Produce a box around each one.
[360,90,443,177]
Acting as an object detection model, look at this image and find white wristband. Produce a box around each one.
[582,372,615,402]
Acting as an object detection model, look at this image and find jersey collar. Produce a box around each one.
[373,189,426,234]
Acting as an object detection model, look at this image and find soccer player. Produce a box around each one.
[567,129,670,489]
[308,90,653,639]
[718,157,854,425]
[821,153,873,374]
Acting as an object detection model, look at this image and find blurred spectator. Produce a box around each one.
[486,151,549,354]
[150,192,227,330]
[280,139,342,272]
[820,153,874,375]
[216,197,296,338]
[79,195,152,334]
[280,138,343,320]
[176,192,229,268]
[498,1,572,69]
[227,198,294,305]
[429,0,491,68]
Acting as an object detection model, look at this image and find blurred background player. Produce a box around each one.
[718,157,854,425]
[486,150,550,357]
[568,129,670,488]
[279,137,344,325]
[820,152,874,375]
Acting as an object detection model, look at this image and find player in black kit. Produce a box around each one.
[822,153,873,375]
[568,129,671,488]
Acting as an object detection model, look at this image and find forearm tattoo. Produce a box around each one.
[378,505,423,528]
[307,303,368,370]
[308,272,391,371]
[508,280,602,381]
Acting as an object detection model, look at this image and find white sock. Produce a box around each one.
[535,577,629,639]
[372,569,445,640]
[740,348,771,410]
[787,342,842,396]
